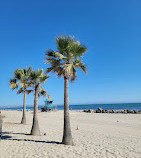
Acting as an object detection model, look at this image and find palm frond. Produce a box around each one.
[28,82,33,87]
[70,67,77,82]
[80,64,87,74]
[26,90,33,94]
[19,80,25,87]
[30,69,48,89]
[36,69,43,77]
[10,79,17,84]
[10,83,18,90]
[46,67,54,73]
[30,71,37,81]
[27,66,32,74]
[55,67,64,77]
[46,57,61,66]
[9,79,18,89]
[17,88,24,94]
[56,35,74,55]
[71,41,87,57]
[74,59,87,74]
[45,35,88,80]
[13,69,23,80]
[40,75,49,83]
[46,50,66,60]
[38,88,49,97]
[10,67,33,95]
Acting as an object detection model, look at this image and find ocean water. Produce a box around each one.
[1,103,141,111]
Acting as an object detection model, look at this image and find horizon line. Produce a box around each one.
[1,102,141,108]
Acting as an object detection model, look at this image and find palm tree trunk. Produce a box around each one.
[62,77,74,145]
[21,91,26,124]
[30,86,40,136]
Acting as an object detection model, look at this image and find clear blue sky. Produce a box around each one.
[0,0,141,106]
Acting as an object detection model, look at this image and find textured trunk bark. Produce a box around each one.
[21,91,26,124]
[30,86,40,136]
[62,77,74,145]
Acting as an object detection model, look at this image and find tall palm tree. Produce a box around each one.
[30,69,49,136]
[45,35,87,145]
[10,67,33,124]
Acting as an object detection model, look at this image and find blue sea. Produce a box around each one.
[1,103,141,111]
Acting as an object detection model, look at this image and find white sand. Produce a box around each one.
[0,110,141,158]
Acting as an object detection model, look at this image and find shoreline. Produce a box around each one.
[1,108,141,114]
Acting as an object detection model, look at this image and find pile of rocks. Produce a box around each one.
[83,108,141,114]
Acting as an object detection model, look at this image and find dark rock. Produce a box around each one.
[98,108,103,113]
[123,109,128,114]
[83,108,141,114]
[124,109,132,113]
[133,110,137,114]
[102,110,105,113]
[87,109,90,113]
[121,111,125,113]
[83,109,88,112]
[108,110,114,113]
[127,109,132,113]
[96,110,101,113]
[87,109,94,113]
[114,111,118,113]
[105,110,108,113]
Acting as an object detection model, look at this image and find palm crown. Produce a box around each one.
[10,67,33,94]
[45,35,87,81]
[29,69,49,97]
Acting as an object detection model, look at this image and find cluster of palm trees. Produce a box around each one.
[10,68,49,136]
[10,35,87,145]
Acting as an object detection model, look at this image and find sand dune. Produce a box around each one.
[1,110,141,158]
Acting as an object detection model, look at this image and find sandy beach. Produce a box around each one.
[1,110,141,158]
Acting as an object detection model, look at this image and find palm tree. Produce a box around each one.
[45,35,87,145]
[10,67,33,124]
[30,69,49,136]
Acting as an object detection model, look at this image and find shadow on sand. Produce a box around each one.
[5,138,60,144]
[1,135,12,139]
[5,122,30,125]
[5,122,22,125]
[2,131,25,135]
[1,132,61,144]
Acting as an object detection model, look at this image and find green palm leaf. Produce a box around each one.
[38,88,49,97]
[30,69,49,90]
[17,88,24,94]
[40,75,49,83]
[26,90,33,94]
[10,82,18,89]
[10,67,33,93]
[70,41,87,59]
[56,35,74,55]
[19,81,25,87]
[46,50,66,59]
[45,35,88,81]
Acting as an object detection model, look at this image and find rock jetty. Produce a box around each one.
[83,108,141,114]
